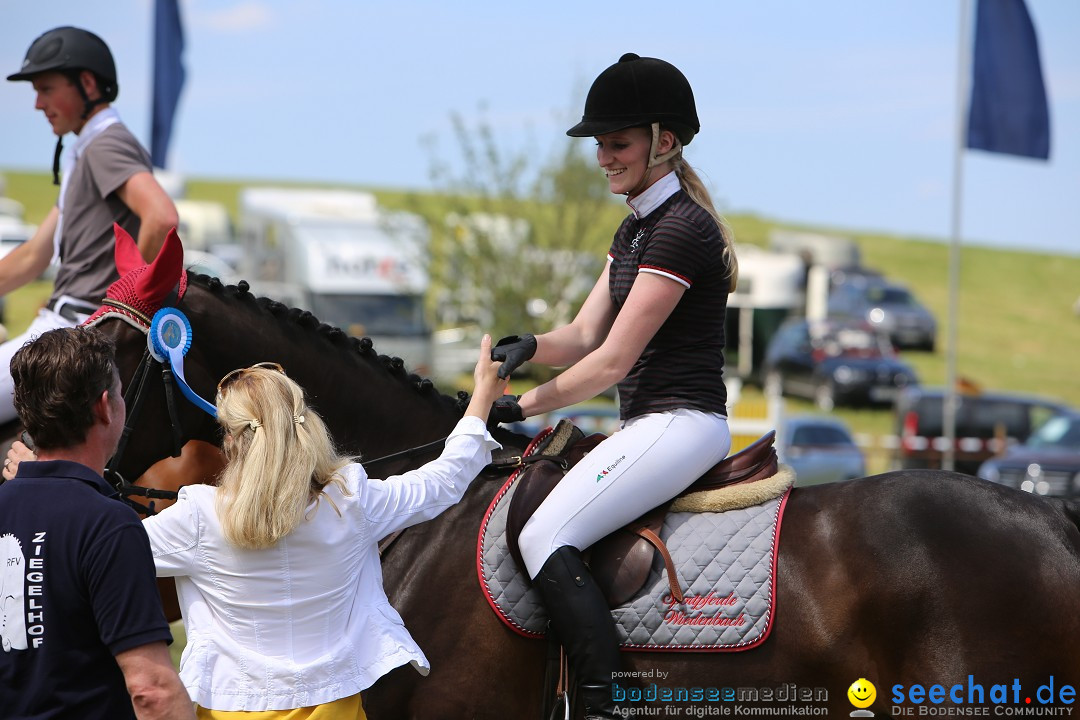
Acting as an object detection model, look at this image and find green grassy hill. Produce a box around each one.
[3,169,1078,458]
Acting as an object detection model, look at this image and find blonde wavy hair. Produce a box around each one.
[671,153,739,291]
[214,368,352,550]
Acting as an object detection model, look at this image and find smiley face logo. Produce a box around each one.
[848,678,876,709]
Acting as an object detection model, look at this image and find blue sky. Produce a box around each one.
[2,0,1078,256]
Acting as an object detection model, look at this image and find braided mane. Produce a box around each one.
[188,272,469,417]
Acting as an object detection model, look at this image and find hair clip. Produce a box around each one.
[248,419,262,430]
[293,414,306,425]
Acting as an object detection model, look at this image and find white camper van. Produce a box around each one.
[237,188,432,373]
[725,246,805,381]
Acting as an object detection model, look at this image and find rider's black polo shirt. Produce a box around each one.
[608,188,731,421]
[0,460,173,719]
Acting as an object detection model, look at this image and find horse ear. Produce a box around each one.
[113,222,145,275]
[132,227,185,306]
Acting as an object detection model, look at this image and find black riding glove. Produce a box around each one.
[489,395,525,425]
[491,334,537,379]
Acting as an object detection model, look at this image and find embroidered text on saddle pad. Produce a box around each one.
[477,477,790,651]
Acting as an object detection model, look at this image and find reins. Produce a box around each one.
[96,291,191,515]
[372,442,528,558]
[361,439,527,474]
[106,354,525,518]
[359,437,449,471]
[96,290,530,519]
[104,345,189,515]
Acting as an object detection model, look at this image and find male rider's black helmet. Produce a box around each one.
[7,26,118,102]
[566,53,699,145]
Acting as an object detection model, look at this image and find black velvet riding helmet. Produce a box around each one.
[566,52,699,145]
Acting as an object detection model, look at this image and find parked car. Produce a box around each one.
[977,410,1080,497]
[828,279,937,351]
[894,386,1068,475]
[762,318,918,411]
[779,415,866,486]
[829,265,884,290]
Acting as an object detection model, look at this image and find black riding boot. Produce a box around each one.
[535,546,622,720]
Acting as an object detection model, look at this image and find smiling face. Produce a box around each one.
[595,126,653,195]
[848,678,877,709]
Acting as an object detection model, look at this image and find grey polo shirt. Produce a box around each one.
[51,122,152,306]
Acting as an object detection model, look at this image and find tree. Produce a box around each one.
[405,112,624,341]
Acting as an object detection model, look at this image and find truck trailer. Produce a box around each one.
[237,187,432,373]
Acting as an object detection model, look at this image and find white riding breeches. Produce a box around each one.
[0,307,81,424]
[518,408,731,579]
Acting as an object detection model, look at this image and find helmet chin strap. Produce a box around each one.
[52,137,63,186]
[648,122,683,167]
[624,122,682,198]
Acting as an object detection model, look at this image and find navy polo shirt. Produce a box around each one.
[0,460,173,719]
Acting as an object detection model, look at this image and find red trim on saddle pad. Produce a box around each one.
[476,465,791,651]
[475,426,555,641]
[618,488,790,654]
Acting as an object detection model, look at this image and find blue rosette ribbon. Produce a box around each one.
[148,307,217,417]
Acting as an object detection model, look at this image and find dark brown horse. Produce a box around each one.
[90,233,1080,718]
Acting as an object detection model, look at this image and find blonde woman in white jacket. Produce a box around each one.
[142,336,507,719]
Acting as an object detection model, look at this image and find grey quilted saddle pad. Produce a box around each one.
[477,476,790,651]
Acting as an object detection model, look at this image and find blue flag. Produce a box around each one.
[966,0,1050,160]
[151,0,186,168]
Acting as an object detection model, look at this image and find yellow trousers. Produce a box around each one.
[195,693,365,720]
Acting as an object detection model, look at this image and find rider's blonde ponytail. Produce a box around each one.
[672,154,739,291]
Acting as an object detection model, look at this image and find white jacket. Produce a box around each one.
[143,416,500,711]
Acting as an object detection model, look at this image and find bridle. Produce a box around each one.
[95,297,193,515]
[96,296,527,517]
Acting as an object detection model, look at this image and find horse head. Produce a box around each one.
[89,224,489,483]
[87,224,218,481]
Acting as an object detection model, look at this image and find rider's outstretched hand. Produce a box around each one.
[464,335,510,420]
[490,334,536,379]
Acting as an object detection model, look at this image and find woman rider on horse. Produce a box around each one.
[490,53,739,718]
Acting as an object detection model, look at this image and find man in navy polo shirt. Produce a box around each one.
[0,327,193,719]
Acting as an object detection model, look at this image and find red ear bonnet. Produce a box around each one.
[112,222,145,276]
[132,227,184,308]
[83,225,188,326]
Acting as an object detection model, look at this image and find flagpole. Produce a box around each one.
[944,0,973,472]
